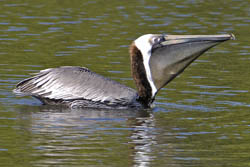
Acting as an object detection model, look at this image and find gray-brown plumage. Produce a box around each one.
[14,66,140,108]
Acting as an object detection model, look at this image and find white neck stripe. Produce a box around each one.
[134,34,157,97]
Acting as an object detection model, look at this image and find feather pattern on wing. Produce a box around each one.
[14,66,138,106]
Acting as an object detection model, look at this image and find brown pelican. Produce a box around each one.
[13,34,235,109]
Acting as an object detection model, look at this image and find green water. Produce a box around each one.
[0,0,250,166]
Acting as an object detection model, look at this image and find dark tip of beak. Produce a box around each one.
[230,33,236,40]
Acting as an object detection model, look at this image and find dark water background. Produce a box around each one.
[0,0,250,166]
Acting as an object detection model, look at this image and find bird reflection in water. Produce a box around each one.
[130,113,156,167]
[16,105,157,166]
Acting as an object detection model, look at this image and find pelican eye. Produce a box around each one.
[151,36,166,52]
[152,36,165,44]
[159,36,165,43]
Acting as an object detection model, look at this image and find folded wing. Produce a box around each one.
[14,66,137,105]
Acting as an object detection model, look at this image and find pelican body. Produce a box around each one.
[14,34,234,109]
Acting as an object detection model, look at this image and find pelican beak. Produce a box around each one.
[149,34,235,91]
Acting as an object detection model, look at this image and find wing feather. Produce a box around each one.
[14,66,137,105]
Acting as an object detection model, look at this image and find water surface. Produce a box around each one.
[0,0,250,166]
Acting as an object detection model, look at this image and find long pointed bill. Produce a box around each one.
[150,34,235,91]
